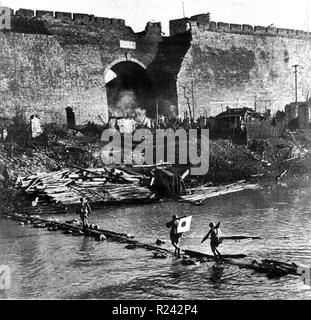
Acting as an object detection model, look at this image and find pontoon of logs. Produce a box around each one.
[2,212,304,280]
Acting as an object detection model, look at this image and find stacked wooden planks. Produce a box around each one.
[16,167,156,207]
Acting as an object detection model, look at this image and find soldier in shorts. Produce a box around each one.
[201,222,222,261]
[76,197,91,230]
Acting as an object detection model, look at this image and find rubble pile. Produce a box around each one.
[203,140,265,184]
[16,167,157,209]
[1,122,311,215]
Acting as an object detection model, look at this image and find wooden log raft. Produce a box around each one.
[2,212,175,254]
[183,249,246,260]
[222,258,299,279]
[183,249,300,279]
[2,212,303,279]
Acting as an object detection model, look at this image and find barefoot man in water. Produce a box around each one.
[166,214,182,258]
[76,197,92,230]
[201,222,222,261]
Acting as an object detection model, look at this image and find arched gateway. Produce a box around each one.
[104,57,156,120]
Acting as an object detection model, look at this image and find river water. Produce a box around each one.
[1,181,311,300]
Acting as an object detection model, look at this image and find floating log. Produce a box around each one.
[222,258,298,279]
[183,249,301,279]
[219,235,289,241]
[183,249,246,260]
[220,236,261,240]
[180,181,261,205]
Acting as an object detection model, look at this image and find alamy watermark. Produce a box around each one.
[101,128,209,175]
[0,265,11,290]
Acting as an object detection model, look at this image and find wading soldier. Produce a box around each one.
[166,214,182,258]
[76,197,92,230]
[201,222,222,261]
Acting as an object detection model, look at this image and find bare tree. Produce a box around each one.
[181,84,194,123]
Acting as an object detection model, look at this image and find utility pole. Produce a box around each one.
[156,98,159,124]
[181,1,186,18]
[191,79,195,122]
[292,64,299,103]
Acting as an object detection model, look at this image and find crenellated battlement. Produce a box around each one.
[1,7,163,42]
[11,8,127,29]
[170,14,311,40]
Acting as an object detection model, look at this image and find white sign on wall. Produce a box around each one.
[0,7,11,30]
[120,40,136,50]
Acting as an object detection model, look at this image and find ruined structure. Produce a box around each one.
[1,8,311,125]
[285,101,311,129]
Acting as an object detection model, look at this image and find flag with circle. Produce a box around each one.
[177,216,192,233]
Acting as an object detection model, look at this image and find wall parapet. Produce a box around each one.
[8,7,127,29]
[170,14,311,40]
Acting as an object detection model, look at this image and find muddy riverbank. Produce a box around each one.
[1,124,311,213]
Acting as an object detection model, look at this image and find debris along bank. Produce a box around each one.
[13,163,262,214]
[1,123,311,214]
[15,167,159,213]
[2,211,306,281]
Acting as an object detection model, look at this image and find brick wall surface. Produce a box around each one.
[0,10,162,125]
[177,24,311,118]
[2,7,311,125]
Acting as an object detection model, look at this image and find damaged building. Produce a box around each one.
[285,101,311,130]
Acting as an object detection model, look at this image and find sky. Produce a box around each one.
[1,0,310,35]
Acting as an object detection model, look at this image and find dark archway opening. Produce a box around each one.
[105,61,156,119]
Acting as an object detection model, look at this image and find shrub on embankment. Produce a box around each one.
[205,140,263,184]
[0,122,102,180]
[185,135,310,186]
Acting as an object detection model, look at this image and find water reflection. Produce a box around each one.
[208,263,225,288]
[1,181,311,299]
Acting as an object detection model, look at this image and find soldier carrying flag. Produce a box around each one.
[166,215,182,258]
[166,214,192,258]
